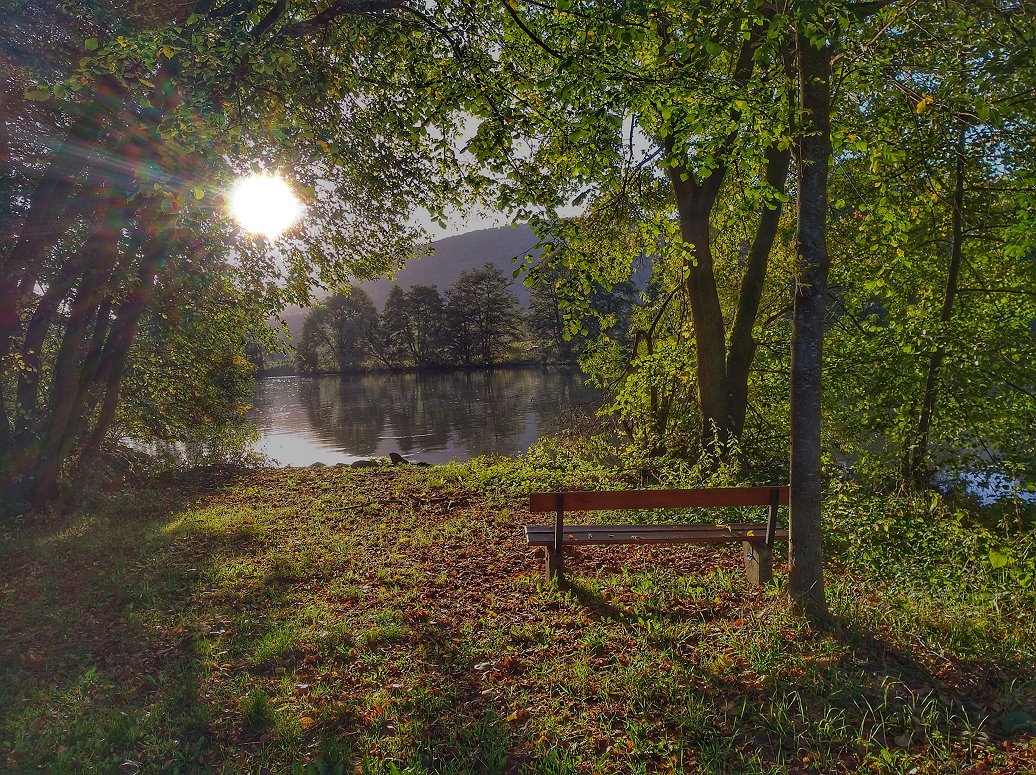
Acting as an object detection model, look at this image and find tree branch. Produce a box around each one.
[285,0,407,36]
[252,0,287,38]
[502,0,563,60]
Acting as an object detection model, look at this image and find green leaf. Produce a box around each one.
[84,38,99,51]
[988,547,1012,569]
[24,88,51,101]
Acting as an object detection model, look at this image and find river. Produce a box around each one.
[249,370,600,466]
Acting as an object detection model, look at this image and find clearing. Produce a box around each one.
[1,465,1033,773]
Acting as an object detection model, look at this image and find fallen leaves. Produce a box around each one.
[2,466,1034,774]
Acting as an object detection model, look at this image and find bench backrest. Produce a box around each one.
[528,486,789,513]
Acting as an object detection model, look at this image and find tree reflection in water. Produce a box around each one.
[251,371,598,465]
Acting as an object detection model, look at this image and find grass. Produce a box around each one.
[0,462,1034,773]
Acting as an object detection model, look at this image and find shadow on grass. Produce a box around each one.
[562,573,741,627]
[559,570,1032,772]
[561,578,638,625]
[4,466,1033,774]
[2,464,528,772]
[820,612,1036,724]
[0,465,264,771]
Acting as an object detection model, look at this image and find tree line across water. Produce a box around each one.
[293,262,639,373]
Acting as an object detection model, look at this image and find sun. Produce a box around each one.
[229,174,302,238]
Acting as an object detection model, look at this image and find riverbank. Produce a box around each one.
[2,463,1034,772]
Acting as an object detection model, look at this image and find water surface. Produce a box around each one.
[250,371,599,466]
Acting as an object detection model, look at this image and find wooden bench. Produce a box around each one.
[525,486,789,586]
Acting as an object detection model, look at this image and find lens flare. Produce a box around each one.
[229,175,302,238]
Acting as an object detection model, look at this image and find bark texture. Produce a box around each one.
[788,24,832,621]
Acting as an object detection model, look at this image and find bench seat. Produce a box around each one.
[525,486,789,586]
[524,524,789,546]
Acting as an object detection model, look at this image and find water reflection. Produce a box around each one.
[250,371,598,465]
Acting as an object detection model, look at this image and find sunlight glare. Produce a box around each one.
[229,174,302,238]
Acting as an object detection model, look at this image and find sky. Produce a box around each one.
[412,204,512,240]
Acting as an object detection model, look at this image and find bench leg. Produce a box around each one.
[742,541,772,587]
[544,546,563,583]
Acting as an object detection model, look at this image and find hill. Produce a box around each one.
[359,224,540,309]
[275,225,540,338]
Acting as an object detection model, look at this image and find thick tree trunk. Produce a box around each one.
[726,144,792,439]
[902,130,966,488]
[15,203,124,435]
[26,267,112,505]
[656,23,771,459]
[788,25,832,622]
[30,229,167,508]
[669,173,731,453]
[3,259,110,501]
[669,145,790,455]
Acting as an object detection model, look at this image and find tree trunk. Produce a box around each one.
[15,203,123,436]
[726,144,792,439]
[902,129,966,488]
[669,171,731,454]
[2,258,107,501]
[788,24,832,622]
[66,294,116,458]
[26,265,114,506]
[30,229,167,508]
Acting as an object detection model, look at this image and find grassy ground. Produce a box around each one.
[1,463,1034,774]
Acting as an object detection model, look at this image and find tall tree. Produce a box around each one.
[528,277,578,366]
[380,285,413,369]
[788,10,834,620]
[462,0,795,457]
[821,1,1036,491]
[405,285,449,367]
[297,310,331,374]
[445,263,524,366]
[298,287,381,373]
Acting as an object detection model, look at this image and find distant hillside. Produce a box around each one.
[275,225,540,338]
[359,224,540,309]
